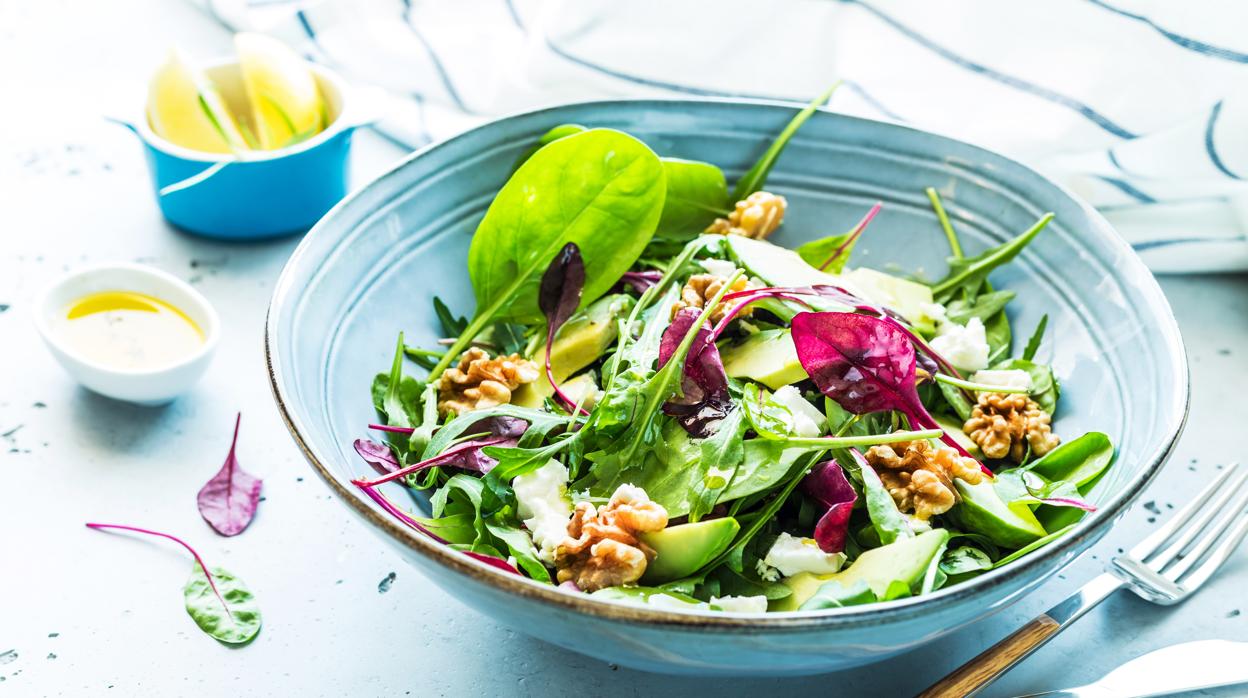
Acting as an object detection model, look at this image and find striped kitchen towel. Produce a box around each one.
[198,0,1248,272]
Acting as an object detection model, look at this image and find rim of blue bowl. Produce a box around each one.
[266,97,1190,629]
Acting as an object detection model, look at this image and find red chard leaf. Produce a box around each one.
[616,270,663,294]
[354,439,401,475]
[792,312,987,471]
[658,307,732,437]
[800,460,858,553]
[819,201,882,271]
[539,243,588,413]
[368,423,415,435]
[352,436,511,487]
[197,414,262,537]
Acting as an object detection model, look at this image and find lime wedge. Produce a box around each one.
[234,33,324,150]
[147,48,246,153]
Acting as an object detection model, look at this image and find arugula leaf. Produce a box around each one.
[932,213,1054,303]
[689,407,747,521]
[433,296,468,337]
[861,463,913,545]
[945,290,1015,325]
[731,84,840,201]
[435,475,552,582]
[381,333,422,429]
[491,322,528,356]
[992,524,1077,568]
[984,308,1013,366]
[1022,314,1048,362]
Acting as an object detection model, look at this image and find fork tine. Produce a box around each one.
[1130,462,1242,560]
[1163,484,1248,581]
[1175,510,1248,591]
[1147,465,1248,568]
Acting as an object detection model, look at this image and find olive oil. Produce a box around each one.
[57,291,204,370]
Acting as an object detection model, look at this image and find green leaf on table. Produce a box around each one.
[732,84,839,201]
[468,128,666,325]
[184,564,262,645]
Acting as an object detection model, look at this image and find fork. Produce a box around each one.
[917,461,1248,698]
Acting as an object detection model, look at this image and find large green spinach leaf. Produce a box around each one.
[468,128,665,324]
[655,158,730,239]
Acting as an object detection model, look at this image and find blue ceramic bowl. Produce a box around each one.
[124,61,357,240]
[266,100,1188,676]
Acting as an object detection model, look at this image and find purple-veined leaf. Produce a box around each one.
[800,460,858,553]
[352,436,511,487]
[539,243,588,414]
[368,423,414,435]
[617,270,663,294]
[352,483,521,575]
[791,311,989,473]
[657,307,732,436]
[818,201,881,271]
[196,414,262,537]
[354,439,401,475]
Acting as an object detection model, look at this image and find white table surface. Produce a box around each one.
[4,2,1247,696]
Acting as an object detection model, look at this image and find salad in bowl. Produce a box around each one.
[350,95,1115,615]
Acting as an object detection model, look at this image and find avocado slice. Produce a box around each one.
[721,329,808,389]
[771,529,950,611]
[537,294,632,381]
[640,517,740,584]
[953,479,1047,548]
[723,235,936,331]
[512,371,599,409]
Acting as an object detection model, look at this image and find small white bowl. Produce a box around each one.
[34,263,220,405]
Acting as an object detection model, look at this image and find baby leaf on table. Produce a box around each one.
[85,523,261,645]
[196,413,262,537]
[538,242,588,413]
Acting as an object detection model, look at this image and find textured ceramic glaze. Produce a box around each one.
[266,100,1188,675]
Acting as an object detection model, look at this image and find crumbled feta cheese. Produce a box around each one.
[763,532,847,577]
[700,258,739,277]
[971,369,1032,390]
[513,459,572,563]
[711,595,769,613]
[903,514,932,534]
[756,558,781,582]
[919,302,948,324]
[771,386,826,437]
[929,317,990,372]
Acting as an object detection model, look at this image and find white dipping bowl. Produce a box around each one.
[34,263,220,405]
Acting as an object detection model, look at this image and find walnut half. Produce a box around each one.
[555,484,669,592]
[865,440,984,520]
[670,273,752,326]
[437,347,539,416]
[706,191,787,240]
[963,393,1060,462]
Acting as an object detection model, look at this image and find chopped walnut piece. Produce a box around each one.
[670,273,752,326]
[963,393,1060,462]
[706,191,787,239]
[555,484,669,592]
[437,347,539,416]
[865,440,985,520]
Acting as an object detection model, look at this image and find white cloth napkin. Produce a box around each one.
[198,0,1248,272]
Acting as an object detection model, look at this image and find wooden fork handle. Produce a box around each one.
[916,615,1062,698]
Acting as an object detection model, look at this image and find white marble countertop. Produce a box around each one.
[4,2,1247,696]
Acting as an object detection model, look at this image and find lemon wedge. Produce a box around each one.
[147,49,247,153]
[234,33,324,150]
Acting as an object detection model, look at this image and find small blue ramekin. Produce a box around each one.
[116,60,363,240]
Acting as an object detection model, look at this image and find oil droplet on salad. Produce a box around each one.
[56,291,204,370]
